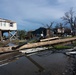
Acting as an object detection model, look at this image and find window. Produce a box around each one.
[4,22,6,26]
[10,22,13,27]
[0,22,1,26]
[2,22,6,26]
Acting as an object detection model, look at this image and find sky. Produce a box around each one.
[0,0,76,31]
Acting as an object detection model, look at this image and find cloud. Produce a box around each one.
[0,0,76,30]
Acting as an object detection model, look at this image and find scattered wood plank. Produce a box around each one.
[19,47,48,53]
[40,37,60,42]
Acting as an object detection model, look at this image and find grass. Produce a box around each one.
[73,41,76,46]
[0,42,5,47]
[11,40,20,45]
[54,45,72,50]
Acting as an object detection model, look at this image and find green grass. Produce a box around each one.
[54,45,72,50]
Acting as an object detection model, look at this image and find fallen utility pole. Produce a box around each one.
[13,37,76,50]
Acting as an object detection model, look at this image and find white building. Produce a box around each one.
[0,18,17,30]
[57,28,64,33]
[0,18,17,41]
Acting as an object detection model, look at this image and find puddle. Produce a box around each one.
[0,50,76,75]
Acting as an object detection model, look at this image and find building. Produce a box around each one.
[26,27,47,39]
[57,27,64,34]
[53,27,65,37]
[26,27,54,39]
[0,18,17,41]
[33,27,47,37]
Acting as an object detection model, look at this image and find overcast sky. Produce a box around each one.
[0,0,76,30]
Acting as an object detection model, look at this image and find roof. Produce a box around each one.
[0,18,16,23]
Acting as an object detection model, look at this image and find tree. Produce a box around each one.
[17,30,26,40]
[62,8,76,34]
[45,22,54,37]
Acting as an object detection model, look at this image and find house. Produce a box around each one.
[0,18,17,41]
[57,27,64,34]
[26,27,54,40]
[33,27,47,37]
[53,26,73,37]
[26,27,47,39]
[53,27,64,36]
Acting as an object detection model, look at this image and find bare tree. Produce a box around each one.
[41,22,54,37]
[45,22,54,37]
[62,8,75,31]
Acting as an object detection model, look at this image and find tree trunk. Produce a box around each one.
[46,28,51,38]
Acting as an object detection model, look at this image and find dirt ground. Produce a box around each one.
[0,47,12,53]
